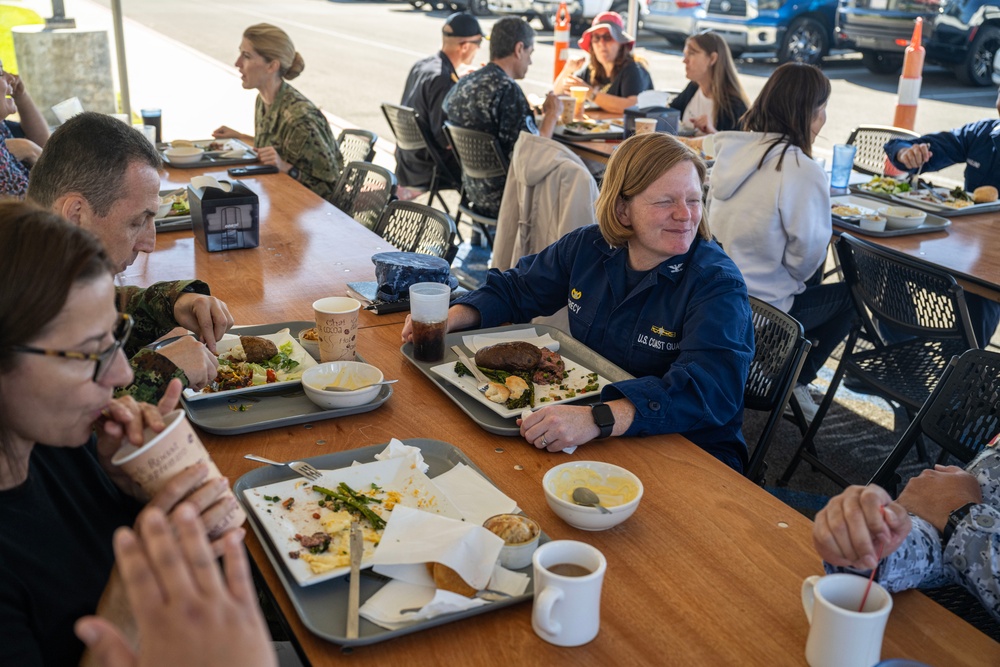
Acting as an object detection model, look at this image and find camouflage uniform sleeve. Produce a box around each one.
[274,84,343,202]
[115,349,190,404]
[494,83,535,162]
[117,280,211,355]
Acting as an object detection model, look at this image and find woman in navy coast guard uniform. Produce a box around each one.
[403,133,754,471]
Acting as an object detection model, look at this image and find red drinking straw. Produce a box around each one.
[858,505,888,612]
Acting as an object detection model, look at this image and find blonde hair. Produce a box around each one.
[243,23,305,80]
[596,133,710,247]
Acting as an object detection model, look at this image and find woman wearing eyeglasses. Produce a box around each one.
[670,31,750,136]
[212,23,343,202]
[0,202,242,667]
[554,12,653,115]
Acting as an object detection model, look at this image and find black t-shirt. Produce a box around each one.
[576,58,654,99]
[0,442,142,667]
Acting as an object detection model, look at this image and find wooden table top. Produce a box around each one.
[120,167,406,327]
[202,322,1000,666]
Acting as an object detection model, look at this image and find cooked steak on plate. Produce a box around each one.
[475,342,542,372]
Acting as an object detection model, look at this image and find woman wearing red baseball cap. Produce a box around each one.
[554,12,653,114]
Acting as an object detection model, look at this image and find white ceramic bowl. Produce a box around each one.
[164,146,205,165]
[858,215,887,233]
[301,361,383,409]
[879,205,926,230]
[297,327,321,362]
[542,461,643,531]
[483,513,541,569]
[156,200,173,219]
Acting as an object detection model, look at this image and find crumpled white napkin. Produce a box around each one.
[368,438,429,473]
[431,463,518,525]
[189,175,232,192]
[461,328,560,354]
[360,561,530,630]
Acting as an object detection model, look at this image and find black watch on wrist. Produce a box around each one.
[591,403,615,439]
[942,502,977,546]
[288,166,300,180]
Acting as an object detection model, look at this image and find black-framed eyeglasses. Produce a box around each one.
[12,313,133,382]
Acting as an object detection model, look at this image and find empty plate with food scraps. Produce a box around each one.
[563,119,623,135]
[830,201,878,221]
[182,328,317,402]
[429,340,611,419]
[242,457,463,586]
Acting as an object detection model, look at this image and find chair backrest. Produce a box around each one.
[836,233,979,349]
[380,103,427,153]
[846,125,921,177]
[444,122,509,180]
[744,297,812,484]
[337,128,378,164]
[331,161,397,231]
[870,348,1000,491]
[374,200,458,262]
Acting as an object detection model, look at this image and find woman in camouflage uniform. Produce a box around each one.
[213,24,343,202]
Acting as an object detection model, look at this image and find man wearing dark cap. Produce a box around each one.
[396,12,484,199]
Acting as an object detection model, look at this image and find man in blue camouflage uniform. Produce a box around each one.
[442,16,562,218]
[27,113,232,403]
[814,436,1000,622]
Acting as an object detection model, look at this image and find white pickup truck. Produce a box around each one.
[489,0,647,32]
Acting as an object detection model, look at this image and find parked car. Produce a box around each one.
[531,0,649,33]
[644,0,705,47]
[696,0,839,65]
[489,0,558,28]
[836,0,1000,86]
[410,0,491,15]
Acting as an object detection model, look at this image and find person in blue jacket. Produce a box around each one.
[883,90,1000,348]
[401,133,754,471]
[884,87,1000,195]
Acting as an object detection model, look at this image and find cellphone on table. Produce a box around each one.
[228,165,279,177]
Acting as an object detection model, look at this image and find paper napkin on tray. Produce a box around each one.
[461,328,560,354]
[370,438,429,474]
[431,463,518,525]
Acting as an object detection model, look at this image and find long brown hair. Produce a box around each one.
[0,202,114,456]
[588,42,644,88]
[596,133,710,247]
[685,31,749,129]
[740,62,831,169]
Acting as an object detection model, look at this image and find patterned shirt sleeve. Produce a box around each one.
[825,448,1000,622]
[255,82,343,202]
[0,123,30,199]
[117,280,210,354]
[117,349,190,404]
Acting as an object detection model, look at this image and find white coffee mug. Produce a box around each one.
[802,573,893,667]
[531,540,607,647]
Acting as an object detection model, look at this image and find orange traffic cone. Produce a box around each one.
[553,2,570,81]
[893,18,925,130]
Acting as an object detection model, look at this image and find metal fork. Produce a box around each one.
[451,345,490,393]
[244,454,323,481]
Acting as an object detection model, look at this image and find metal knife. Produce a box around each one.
[346,520,362,639]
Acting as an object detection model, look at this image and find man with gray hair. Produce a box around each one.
[28,112,230,402]
[443,16,561,218]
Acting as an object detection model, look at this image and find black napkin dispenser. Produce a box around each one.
[623,106,681,138]
[188,181,260,252]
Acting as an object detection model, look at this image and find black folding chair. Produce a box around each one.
[374,200,459,264]
[380,103,459,215]
[846,125,921,177]
[869,348,1000,494]
[336,128,378,164]
[444,122,509,249]
[330,161,397,231]
[744,297,812,485]
[779,233,979,488]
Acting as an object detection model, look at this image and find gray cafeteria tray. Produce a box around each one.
[553,124,624,142]
[183,321,391,435]
[831,194,951,237]
[234,438,545,647]
[401,324,632,436]
[158,138,259,169]
[848,184,1000,217]
[155,188,193,232]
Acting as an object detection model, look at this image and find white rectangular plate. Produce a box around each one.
[890,189,986,212]
[241,458,462,587]
[429,351,611,419]
[182,328,317,402]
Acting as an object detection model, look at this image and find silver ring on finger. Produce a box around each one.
[541,437,548,448]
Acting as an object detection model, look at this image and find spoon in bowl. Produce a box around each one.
[323,379,398,392]
[572,487,611,514]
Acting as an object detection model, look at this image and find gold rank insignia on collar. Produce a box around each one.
[650,325,676,337]
[571,288,582,299]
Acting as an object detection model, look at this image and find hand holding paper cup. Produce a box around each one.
[313,297,360,362]
[111,410,246,540]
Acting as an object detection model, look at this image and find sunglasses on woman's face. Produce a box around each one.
[591,32,616,44]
